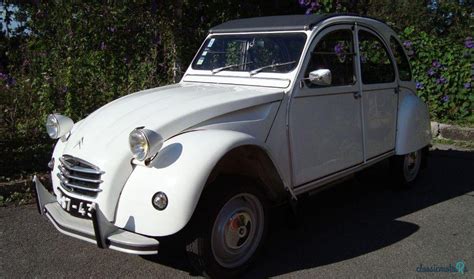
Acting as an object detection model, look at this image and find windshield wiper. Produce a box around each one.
[211,62,253,74]
[249,61,296,75]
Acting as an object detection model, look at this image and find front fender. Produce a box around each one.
[114,130,262,237]
[395,93,431,155]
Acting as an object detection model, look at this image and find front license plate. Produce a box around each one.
[57,189,94,219]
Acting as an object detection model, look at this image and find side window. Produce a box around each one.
[306,29,355,87]
[358,30,395,84]
[390,37,412,81]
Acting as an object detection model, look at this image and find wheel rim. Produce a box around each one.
[211,193,264,269]
[403,150,421,182]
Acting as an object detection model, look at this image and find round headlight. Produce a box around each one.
[129,129,149,161]
[45,114,74,139]
[129,128,164,162]
[46,114,60,139]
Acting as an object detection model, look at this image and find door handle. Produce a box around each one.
[353,91,361,99]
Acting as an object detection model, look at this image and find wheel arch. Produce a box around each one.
[205,145,287,205]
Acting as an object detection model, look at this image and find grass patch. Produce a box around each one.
[432,138,474,149]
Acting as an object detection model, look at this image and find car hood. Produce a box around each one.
[64,83,284,164]
[53,82,284,219]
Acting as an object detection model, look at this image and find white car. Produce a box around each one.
[35,14,431,277]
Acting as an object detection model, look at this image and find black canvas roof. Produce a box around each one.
[209,14,336,33]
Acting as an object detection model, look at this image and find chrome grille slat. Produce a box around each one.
[57,155,104,197]
[59,157,105,175]
[57,174,103,192]
[58,165,103,183]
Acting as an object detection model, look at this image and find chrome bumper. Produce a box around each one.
[33,175,159,255]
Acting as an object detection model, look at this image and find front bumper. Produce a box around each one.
[33,175,159,255]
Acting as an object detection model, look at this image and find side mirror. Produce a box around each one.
[308,69,332,86]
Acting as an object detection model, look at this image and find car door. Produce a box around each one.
[289,25,364,186]
[356,27,398,159]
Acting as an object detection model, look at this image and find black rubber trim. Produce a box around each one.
[33,179,43,215]
[91,208,106,248]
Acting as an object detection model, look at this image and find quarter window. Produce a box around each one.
[390,37,412,81]
[358,30,395,84]
[306,29,355,87]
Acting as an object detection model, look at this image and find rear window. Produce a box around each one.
[389,37,412,81]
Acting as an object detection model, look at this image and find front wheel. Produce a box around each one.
[185,181,268,278]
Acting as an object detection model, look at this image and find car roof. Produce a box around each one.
[209,14,387,34]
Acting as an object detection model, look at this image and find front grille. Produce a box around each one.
[57,155,104,197]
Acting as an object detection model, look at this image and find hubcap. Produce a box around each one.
[403,150,421,182]
[211,193,264,268]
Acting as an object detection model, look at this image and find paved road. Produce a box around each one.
[1,148,473,278]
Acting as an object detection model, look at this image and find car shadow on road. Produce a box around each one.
[144,149,474,277]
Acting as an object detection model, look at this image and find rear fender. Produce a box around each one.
[395,93,431,155]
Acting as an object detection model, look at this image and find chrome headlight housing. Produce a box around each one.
[45,114,74,139]
[129,128,163,162]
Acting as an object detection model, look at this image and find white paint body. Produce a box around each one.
[49,16,431,238]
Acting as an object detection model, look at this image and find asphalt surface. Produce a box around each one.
[1,148,473,278]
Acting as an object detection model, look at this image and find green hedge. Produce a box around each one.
[401,27,473,123]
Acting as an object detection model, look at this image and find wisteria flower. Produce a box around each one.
[416,82,424,89]
[427,68,436,77]
[0,72,7,80]
[464,82,472,89]
[436,76,447,84]
[403,40,412,49]
[100,42,106,50]
[465,37,474,49]
[441,95,449,103]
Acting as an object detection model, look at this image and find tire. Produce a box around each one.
[185,179,268,278]
[390,148,424,188]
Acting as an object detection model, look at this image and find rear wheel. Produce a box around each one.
[390,148,424,187]
[185,181,268,278]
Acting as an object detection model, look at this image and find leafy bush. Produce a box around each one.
[400,27,473,122]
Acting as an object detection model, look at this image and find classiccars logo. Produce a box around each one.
[416,260,468,274]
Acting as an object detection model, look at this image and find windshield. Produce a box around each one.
[192,33,307,74]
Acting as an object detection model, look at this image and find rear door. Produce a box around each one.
[356,27,398,159]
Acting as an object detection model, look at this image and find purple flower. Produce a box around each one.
[441,95,449,103]
[432,60,441,68]
[436,76,447,84]
[465,37,474,49]
[334,42,343,55]
[61,86,68,93]
[107,27,116,33]
[100,42,106,50]
[427,68,436,77]
[416,82,424,89]
[464,82,472,89]
[403,40,412,49]
[0,72,7,80]
[6,77,16,87]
